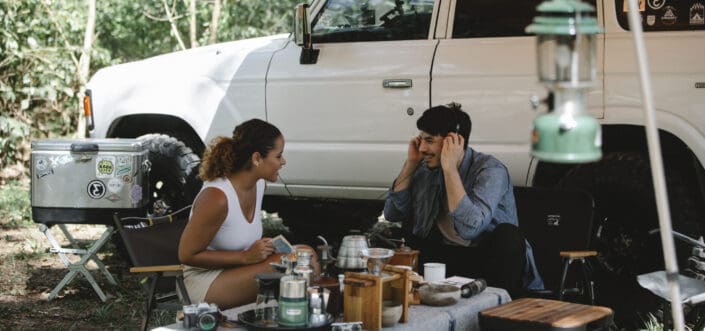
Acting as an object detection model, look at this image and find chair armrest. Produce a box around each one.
[559,251,597,258]
[130,264,184,273]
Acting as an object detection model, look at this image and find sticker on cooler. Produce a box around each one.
[108,177,124,193]
[96,156,116,178]
[87,180,106,199]
[116,155,132,176]
[131,184,143,204]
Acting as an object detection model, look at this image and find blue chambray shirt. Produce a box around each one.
[384,148,544,290]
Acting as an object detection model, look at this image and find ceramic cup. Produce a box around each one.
[423,262,446,282]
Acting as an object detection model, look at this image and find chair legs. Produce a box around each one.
[176,274,191,305]
[559,256,595,304]
[141,274,160,331]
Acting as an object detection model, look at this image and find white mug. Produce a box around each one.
[423,262,446,282]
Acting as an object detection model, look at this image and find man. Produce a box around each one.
[384,103,543,296]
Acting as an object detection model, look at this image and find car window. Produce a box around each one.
[312,0,435,43]
[452,0,597,38]
[615,0,705,31]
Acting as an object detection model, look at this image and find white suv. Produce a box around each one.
[87,0,704,323]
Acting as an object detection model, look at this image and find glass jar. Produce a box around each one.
[254,273,282,326]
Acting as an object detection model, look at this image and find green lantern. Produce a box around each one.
[526,0,603,163]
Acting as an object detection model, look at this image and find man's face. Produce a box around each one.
[419,131,444,168]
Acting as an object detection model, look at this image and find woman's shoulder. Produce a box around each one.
[202,177,232,192]
[192,186,228,215]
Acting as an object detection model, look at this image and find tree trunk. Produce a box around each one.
[189,0,198,48]
[209,0,221,45]
[162,0,186,50]
[77,0,96,138]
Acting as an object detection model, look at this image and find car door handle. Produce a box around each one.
[383,79,413,88]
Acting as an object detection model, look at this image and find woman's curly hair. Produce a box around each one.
[199,119,282,181]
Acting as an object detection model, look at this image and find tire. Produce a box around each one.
[138,134,202,216]
[556,152,703,327]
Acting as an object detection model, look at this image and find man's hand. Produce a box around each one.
[407,136,423,165]
[441,133,465,171]
[393,136,423,192]
[244,238,274,264]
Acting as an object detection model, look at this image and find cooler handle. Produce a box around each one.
[70,143,99,153]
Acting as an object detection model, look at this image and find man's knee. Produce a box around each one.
[492,223,525,255]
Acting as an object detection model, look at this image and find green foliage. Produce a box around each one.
[0,180,31,228]
[1,0,301,182]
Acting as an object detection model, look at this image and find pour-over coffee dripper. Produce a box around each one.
[361,248,394,276]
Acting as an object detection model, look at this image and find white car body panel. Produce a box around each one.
[86,0,705,201]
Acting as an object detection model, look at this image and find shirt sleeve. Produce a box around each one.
[449,165,510,240]
[383,180,412,222]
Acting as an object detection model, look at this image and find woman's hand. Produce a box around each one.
[244,238,275,264]
[441,133,465,171]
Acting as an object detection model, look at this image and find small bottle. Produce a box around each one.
[338,274,345,317]
[294,250,314,287]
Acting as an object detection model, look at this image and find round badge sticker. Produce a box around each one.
[87,180,106,199]
[108,177,124,193]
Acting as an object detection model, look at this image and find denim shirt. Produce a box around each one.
[384,148,544,290]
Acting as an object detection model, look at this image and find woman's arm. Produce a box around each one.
[178,188,273,268]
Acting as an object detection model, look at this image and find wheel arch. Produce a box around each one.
[106,114,206,156]
[532,124,705,197]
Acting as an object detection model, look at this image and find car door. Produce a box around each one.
[432,0,604,185]
[266,0,440,199]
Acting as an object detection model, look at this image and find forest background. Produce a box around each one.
[1,0,298,183]
[0,1,297,328]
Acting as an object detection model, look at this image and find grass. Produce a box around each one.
[0,180,177,329]
[0,179,32,229]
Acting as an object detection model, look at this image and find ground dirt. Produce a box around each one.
[0,223,171,330]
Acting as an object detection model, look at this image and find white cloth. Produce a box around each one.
[184,177,265,302]
[199,177,264,252]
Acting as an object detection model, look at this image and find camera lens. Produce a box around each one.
[197,313,217,331]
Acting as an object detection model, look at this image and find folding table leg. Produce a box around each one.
[59,225,118,286]
[40,224,117,302]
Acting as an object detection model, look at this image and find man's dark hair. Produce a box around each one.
[416,102,472,150]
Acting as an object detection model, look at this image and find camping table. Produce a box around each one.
[479,298,614,331]
[154,286,511,331]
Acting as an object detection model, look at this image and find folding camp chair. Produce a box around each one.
[113,205,192,331]
[514,186,597,304]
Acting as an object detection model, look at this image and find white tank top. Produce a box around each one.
[196,177,264,252]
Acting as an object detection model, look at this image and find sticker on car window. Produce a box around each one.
[648,0,666,11]
[624,0,646,12]
[661,6,677,25]
[691,3,705,25]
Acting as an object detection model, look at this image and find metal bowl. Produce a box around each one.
[361,248,394,275]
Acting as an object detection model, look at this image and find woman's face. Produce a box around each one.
[258,136,286,182]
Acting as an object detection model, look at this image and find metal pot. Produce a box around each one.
[336,235,369,270]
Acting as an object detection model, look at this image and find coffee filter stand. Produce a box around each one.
[343,264,412,331]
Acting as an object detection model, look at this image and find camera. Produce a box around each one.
[182,303,220,331]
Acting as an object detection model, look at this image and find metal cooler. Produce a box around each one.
[31,138,150,225]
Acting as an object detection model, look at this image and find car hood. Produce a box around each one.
[88,33,290,89]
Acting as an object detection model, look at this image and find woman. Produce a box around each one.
[179,119,316,309]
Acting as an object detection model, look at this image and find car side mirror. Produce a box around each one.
[294,3,319,65]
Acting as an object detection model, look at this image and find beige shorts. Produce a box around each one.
[183,265,223,303]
